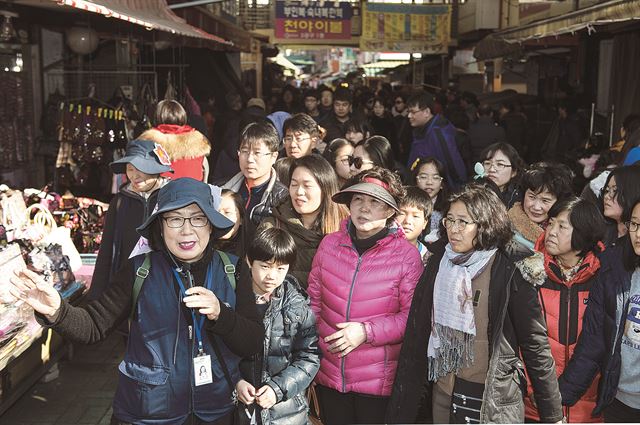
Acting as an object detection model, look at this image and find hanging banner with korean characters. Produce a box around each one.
[274,0,353,43]
[361,3,451,53]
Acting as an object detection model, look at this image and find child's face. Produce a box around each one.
[416,163,443,199]
[249,259,289,296]
[126,164,159,193]
[397,204,429,245]
[217,195,241,240]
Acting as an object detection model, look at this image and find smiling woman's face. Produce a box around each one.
[161,204,212,263]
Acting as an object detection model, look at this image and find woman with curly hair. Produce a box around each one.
[308,167,423,424]
[387,183,563,424]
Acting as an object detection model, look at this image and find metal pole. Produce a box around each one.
[589,102,595,136]
[609,104,615,147]
[168,0,224,9]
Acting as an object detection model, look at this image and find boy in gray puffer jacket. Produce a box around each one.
[235,227,320,425]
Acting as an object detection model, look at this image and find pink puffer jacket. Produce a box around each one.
[308,220,423,396]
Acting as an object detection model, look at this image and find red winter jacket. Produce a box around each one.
[307,220,423,397]
[519,234,603,423]
[140,125,210,181]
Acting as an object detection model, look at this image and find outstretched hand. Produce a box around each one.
[9,268,61,319]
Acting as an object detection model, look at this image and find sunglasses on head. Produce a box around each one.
[348,156,374,169]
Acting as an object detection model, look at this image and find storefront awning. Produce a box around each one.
[475,0,640,60]
[52,0,232,46]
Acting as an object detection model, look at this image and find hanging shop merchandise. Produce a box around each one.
[51,84,157,200]
[0,72,34,168]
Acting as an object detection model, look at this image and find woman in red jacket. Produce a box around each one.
[518,197,606,422]
[140,100,211,181]
[307,167,423,425]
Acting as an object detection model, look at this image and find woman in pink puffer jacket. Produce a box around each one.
[308,167,423,425]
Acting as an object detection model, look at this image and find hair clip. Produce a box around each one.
[473,162,486,180]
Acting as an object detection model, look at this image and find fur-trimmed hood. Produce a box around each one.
[139,127,210,161]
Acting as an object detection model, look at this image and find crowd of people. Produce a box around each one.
[8,83,640,425]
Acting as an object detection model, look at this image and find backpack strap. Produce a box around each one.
[216,250,236,290]
[130,253,152,321]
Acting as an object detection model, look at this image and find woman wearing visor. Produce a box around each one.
[308,166,423,424]
[10,178,264,425]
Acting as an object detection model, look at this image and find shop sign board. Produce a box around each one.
[274,0,353,42]
[360,3,451,53]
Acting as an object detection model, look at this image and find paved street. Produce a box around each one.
[1,333,125,425]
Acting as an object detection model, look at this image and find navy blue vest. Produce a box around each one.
[113,251,240,425]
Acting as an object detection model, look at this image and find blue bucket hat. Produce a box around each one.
[137,178,233,239]
[110,139,174,175]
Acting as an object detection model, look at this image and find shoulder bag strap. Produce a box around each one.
[216,250,236,290]
[130,253,152,321]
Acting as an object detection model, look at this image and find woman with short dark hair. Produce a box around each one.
[509,162,574,251]
[600,165,640,245]
[517,197,606,422]
[387,183,563,424]
[559,198,640,422]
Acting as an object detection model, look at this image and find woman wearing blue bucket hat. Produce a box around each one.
[10,177,265,425]
[88,138,173,300]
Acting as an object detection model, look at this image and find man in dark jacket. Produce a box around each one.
[221,121,288,228]
[406,93,467,188]
[320,87,352,143]
[468,104,506,163]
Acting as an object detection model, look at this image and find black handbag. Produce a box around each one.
[450,378,484,424]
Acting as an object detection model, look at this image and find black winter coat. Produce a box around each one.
[239,277,320,425]
[87,183,163,300]
[385,241,563,424]
[559,244,633,416]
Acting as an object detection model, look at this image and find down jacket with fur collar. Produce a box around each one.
[140,126,211,181]
[307,220,423,397]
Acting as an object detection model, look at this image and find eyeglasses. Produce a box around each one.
[442,217,475,231]
[601,186,618,199]
[238,149,274,159]
[407,108,426,115]
[348,156,375,169]
[163,215,209,228]
[283,135,311,145]
[625,220,640,233]
[395,100,405,104]
[416,173,443,182]
[482,160,512,171]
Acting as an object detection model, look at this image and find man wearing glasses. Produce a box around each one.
[406,93,467,188]
[222,121,288,226]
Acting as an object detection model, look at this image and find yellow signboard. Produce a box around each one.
[361,3,451,53]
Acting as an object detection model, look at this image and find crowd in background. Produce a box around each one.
[12,81,640,425]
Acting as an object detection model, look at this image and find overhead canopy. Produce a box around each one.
[52,0,232,46]
[475,0,640,59]
[269,54,301,77]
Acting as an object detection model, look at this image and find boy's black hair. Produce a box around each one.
[283,113,320,138]
[303,89,320,101]
[400,186,433,220]
[333,87,353,104]
[239,120,280,152]
[247,227,297,267]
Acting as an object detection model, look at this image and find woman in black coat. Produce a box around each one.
[385,183,563,424]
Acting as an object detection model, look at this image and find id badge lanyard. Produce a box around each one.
[172,266,213,355]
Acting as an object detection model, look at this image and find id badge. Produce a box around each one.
[193,354,213,386]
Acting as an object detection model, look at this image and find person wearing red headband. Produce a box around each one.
[307,167,423,424]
